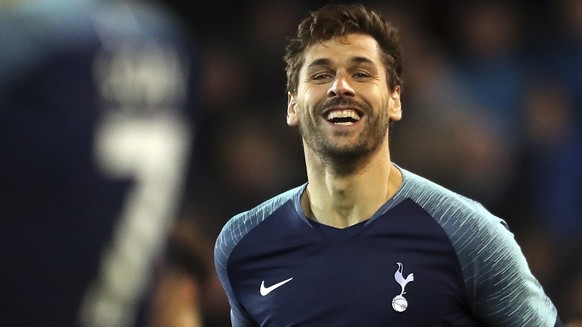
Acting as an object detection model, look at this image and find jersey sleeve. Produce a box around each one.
[457,206,561,326]
[214,213,258,327]
[398,170,563,327]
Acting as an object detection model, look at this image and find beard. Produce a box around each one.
[297,97,391,175]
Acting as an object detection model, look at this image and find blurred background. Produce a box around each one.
[1,0,580,326]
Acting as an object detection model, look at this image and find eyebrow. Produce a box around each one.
[350,56,376,66]
[306,56,377,70]
[306,58,332,70]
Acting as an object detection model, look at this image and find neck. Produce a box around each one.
[301,143,402,228]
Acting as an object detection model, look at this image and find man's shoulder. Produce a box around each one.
[214,184,305,260]
[227,184,304,229]
[399,168,497,224]
[397,167,513,249]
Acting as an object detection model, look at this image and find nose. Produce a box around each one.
[327,73,355,98]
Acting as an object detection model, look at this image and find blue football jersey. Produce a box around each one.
[215,167,562,326]
[0,1,195,326]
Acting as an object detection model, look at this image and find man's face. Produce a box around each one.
[287,33,401,161]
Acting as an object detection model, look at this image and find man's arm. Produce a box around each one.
[464,217,563,326]
[214,217,258,327]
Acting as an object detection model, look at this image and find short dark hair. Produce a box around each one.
[284,3,402,95]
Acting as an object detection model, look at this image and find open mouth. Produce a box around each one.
[325,109,362,125]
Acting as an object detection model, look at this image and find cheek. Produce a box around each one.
[300,82,328,103]
[296,95,321,119]
[296,104,313,123]
[362,83,388,105]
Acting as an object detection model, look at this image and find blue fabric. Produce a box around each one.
[215,167,562,326]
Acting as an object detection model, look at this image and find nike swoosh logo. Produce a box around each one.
[260,277,293,296]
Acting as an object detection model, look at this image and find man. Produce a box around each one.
[0,0,196,326]
[214,4,562,326]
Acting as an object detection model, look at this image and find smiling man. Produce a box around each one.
[214,4,563,326]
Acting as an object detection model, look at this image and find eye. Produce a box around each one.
[311,73,333,82]
[353,71,371,79]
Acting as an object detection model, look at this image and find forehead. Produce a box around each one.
[302,33,382,69]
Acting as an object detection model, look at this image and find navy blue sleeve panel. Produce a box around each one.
[214,185,306,327]
[397,169,561,326]
[0,1,195,326]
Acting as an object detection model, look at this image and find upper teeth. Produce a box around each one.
[326,110,361,121]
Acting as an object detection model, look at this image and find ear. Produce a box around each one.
[287,92,299,126]
[388,86,402,122]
